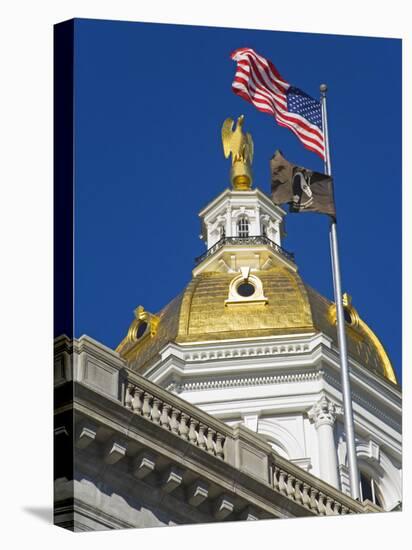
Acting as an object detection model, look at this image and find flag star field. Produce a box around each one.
[286,88,323,130]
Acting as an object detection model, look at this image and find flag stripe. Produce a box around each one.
[233,47,289,88]
[245,55,287,96]
[236,56,289,108]
[276,111,324,146]
[232,77,324,150]
[230,47,325,160]
[232,81,278,116]
[277,119,325,156]
[233,73,286,110]
[241,55,288,104]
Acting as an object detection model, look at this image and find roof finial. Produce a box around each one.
[221,115,254,190]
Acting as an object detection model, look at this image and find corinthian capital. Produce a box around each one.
[308,395,341,428]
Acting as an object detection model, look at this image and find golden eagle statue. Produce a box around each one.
[221,115,254,190]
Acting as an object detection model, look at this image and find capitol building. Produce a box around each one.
[54,123,402,531]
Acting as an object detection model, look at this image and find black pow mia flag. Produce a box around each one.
[270,150,336,218]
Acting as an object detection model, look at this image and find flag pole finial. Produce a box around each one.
[320,83,328,94]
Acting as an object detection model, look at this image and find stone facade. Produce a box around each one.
[54,335,379,531]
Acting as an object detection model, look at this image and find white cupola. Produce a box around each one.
[193,187,295,277]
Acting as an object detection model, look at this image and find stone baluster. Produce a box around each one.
[179,413,189,440]
[160,403,171,430]
[272,466,280,491]
[132,388,144,415]
[332,501,342,515]
[215,434,224,459]
[317,492,327,515]
[170,408,180,434]
[206,429,216,455]
[286,474,295,499]
[309,488,319,513]
[125,384,134,409]
[278,470,288,495]
[325,497,335,516]
[188,419,198,445]
[301,483,311,509]
[308,395,341,489]
[198,424,207,450]
[151,398,162,424]
[142,393,152,418]
[294,479,303,505]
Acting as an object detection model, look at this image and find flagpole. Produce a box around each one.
[320,84,360,501]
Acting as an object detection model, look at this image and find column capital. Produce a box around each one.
[308,395,341,428]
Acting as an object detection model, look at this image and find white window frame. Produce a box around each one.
[237,216,249,237]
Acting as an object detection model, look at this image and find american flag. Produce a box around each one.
[231,47,325,160]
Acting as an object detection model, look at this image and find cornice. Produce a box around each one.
[148,336,401,406]
[322,335,400,395]
[160,333,327,362]
[198,187,286,220]
[166,369,323,393]
[320,349,402,412]
[321,369,401,434]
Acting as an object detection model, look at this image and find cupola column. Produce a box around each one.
[256,204,261,236]
[225,204,232,237]
[308,395,341,489]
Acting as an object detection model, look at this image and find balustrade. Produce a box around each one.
[123,380,370,517]
[271,463,355,517]
[125,383,225,460]
[194,235,295,265]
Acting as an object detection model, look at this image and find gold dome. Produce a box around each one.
[116,266,397,385]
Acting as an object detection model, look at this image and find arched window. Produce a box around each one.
[237,216,249,237]
[360,471,383,507]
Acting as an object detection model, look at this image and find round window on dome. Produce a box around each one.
[135,321,148,339]
[236,282,255,297]
[344,308,354,325]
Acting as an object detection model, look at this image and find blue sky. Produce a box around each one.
[72,19,402,381]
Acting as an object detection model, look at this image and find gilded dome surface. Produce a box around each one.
[117,265,396,384]
[177,267,313,341]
